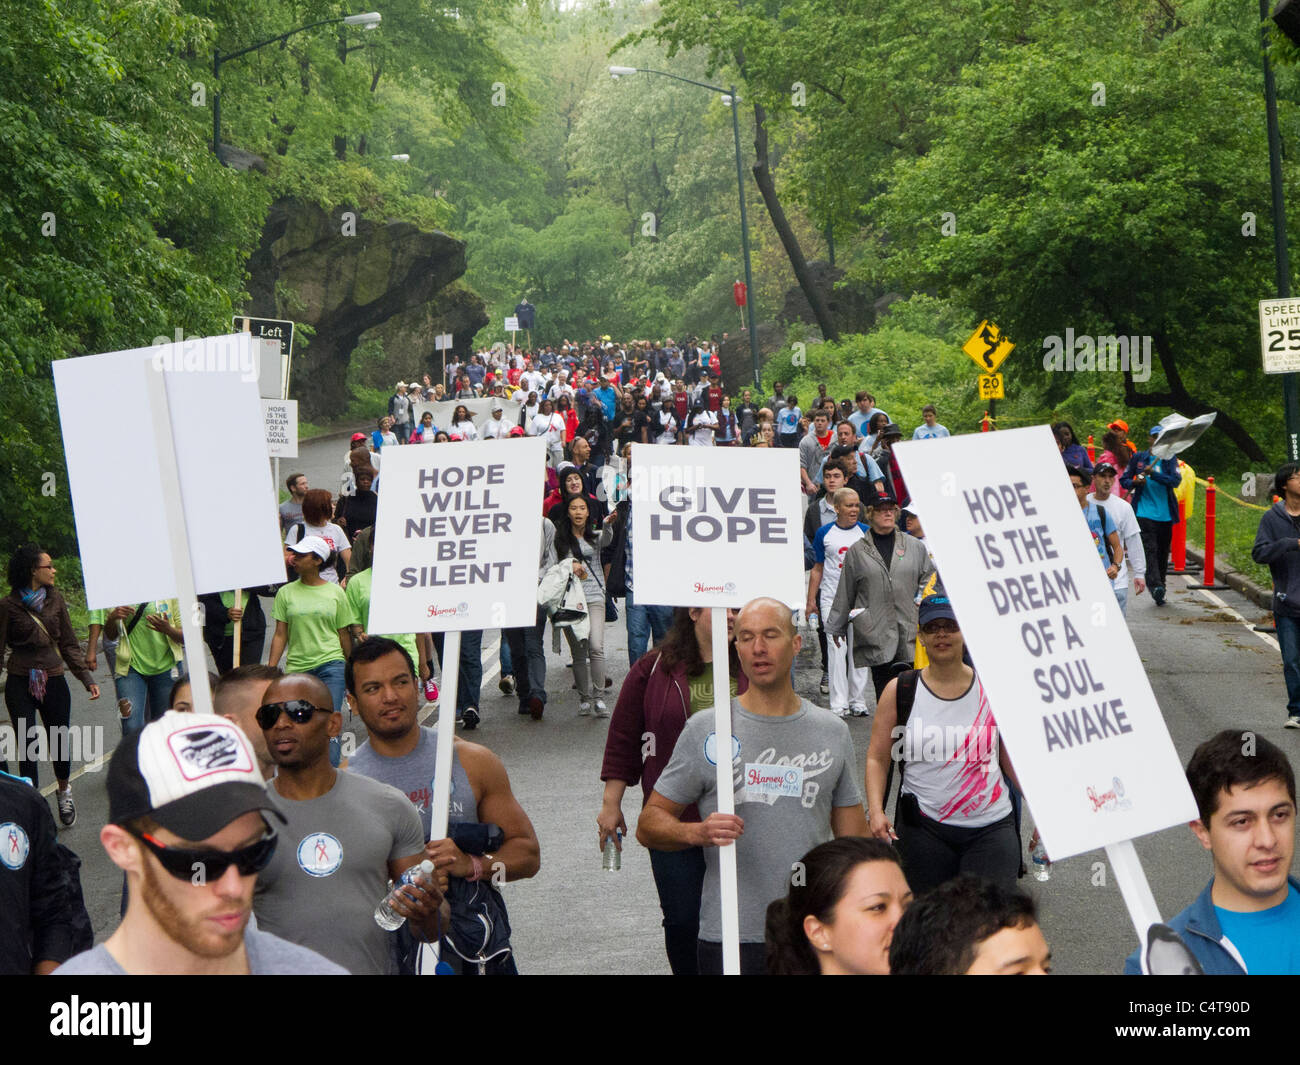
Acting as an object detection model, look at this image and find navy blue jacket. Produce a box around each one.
[1252,501,1300,617]
[1119,451,1180,519]
[1123,876,1300,974]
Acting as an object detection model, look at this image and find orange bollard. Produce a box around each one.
[1087,434,1095,463]
[1188,476,1228,590]
[981,411,992,432]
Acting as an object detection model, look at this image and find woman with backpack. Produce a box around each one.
[284,489,352,585]
[863,594,1021,897]
[545,492,618,716]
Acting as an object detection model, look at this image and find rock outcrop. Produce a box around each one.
[244,198,487,419]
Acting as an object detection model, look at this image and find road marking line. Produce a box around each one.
[1177,578,1278,651]
[418,638,501,724]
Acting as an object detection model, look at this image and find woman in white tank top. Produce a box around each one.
[863,593,1023,896]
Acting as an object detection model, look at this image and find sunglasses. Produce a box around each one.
[133,829,278,882]
[921,619,960,635]
[255,699,334,730]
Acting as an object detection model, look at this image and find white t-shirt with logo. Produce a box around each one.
[688,409,717,446]
[812,520,869,605]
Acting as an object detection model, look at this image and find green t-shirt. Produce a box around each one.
[92,601,180,677]
[221,590,236,637]
[343,569,421,670]
[687,668,740,717]
[272,581,350,672]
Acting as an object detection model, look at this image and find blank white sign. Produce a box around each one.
[53,334,290,609]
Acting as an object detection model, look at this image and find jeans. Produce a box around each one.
[3,673,72,786]
[499,636,513,678]
[1276,613,1300,717]
[505,608,548,711]
[431,629,484,713]
[697,939,767,976]
[895,792,1021,897]
[625,591,673,666]
[305,659,346,768]
[649,847,706,975]
[1114,586,1128,617]
[395,421,410,444]
[115,667,176,736]
[1138,516,1174,591]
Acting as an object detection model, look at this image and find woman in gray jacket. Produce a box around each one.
[824,492,933,699]
[545,492,618,716]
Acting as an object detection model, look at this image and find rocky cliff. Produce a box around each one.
[244,198,487,419]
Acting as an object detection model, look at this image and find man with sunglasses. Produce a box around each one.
[251,674,441,975]
[56,712,344,974]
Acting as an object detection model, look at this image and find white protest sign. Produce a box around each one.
[261,398,299,458]
[367,437,546,633]
[251,337,287,400]
[628,444,803,608]
[504,316,520,332]
[892,425,1197,860]
[435,333,454,351]
[52,333,288,609]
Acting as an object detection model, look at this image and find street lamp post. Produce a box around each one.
[1260,0,1300,462]
[213,12,381,164]
[610,66,763,390]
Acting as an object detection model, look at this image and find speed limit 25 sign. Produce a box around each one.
[1259,298,1300,374]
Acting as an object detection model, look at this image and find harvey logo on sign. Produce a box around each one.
[630,444,803,608]
[0,823,29,870]
[367,438,545,635]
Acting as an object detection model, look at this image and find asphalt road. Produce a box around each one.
[22,432,1299,975]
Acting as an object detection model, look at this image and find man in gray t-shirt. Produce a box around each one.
[639,597,868,976]
[251,673,435,975]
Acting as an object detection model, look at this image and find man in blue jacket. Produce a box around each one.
[1119,426,1182,606]
[1252,462,1300,728]
[1124,730,1300,974]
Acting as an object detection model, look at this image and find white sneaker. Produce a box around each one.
[578,700,593,716]
[594,699,609,718]
[849,706,871,717]
[57,786,76,827]
[829,706,850,718]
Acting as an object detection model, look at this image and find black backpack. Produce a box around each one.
[289,523,348,582]
[54,841,94,955]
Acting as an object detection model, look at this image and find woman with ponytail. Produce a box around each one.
[765,837,912,975]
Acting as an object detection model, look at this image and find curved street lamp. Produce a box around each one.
[609,65,762,389]
[213,12,382,163]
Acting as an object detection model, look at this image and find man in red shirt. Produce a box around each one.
[672,380,691,444]
[705,371,723,413]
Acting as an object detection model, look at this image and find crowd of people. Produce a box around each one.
[0,336,1297,978]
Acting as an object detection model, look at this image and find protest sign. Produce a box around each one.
[628,443,802,975]
[366,437,546,635]
[52,333,288,610]
[893,425,1197,860]
[262,399,298,458]
[628,444,803,608]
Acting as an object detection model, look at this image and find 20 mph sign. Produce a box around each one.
[1259,298,1300,374]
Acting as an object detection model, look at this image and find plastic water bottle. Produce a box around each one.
[602,831,622,872]
[806,611,819,631]
[374,859,435,929]
[1030,833,1051,882]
